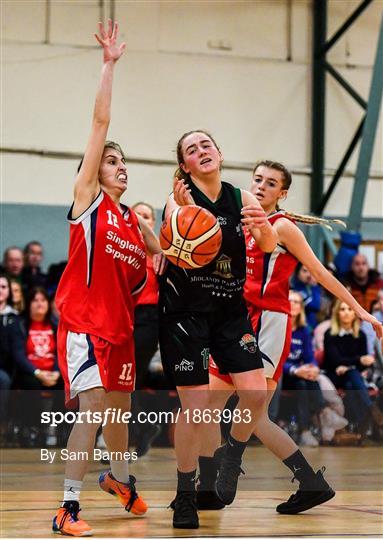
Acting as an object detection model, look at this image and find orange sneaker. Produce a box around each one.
[99,472,148,515]
[52,501,93,536]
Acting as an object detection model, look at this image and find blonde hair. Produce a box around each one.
[290,290,307,328]
[330,299,360,337]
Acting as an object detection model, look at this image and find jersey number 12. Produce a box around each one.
[106,210,119,228]
[119,363,132,382]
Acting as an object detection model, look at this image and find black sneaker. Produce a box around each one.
[172,491,199,529]
[197,463,225,510]
[169,488,225,511]
[197,489,225,510]
[214,444,244,505]
[276,468,335,514]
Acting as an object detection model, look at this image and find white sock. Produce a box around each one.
[62,479,83,504]
[110,460,130,484]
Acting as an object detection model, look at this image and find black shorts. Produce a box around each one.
[159,303,263,387]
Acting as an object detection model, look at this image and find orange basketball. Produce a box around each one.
[160,205,222,269]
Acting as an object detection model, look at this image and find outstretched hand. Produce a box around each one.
[363,313,383,340]
[95,19,126,63]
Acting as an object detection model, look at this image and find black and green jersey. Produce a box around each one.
[159,179,246,314]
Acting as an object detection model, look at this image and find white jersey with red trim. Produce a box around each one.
[244,211,298,314]
[56,191,147,344]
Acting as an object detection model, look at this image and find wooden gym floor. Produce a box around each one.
[1,446,382,538]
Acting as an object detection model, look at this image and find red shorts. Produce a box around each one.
[209,306,291,384]
[58,321,136,408]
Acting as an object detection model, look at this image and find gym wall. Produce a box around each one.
[2,0,382,268]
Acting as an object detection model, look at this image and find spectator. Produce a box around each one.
[22,241,47,291]
[314,289,376,359]
[130,202,161,457]
[132,202,159,389]
[46,261,67,297]
[10,279,25,314]
[323,300,383,434]
[291,264,321,329]
[282,291,346,446]
[22,287,60,377]
[0,273,16,442]
[0,273,49,444]
[16,287,61,445]
[344,254,383,312]
[315,317,376,359]
[2,247,24,283]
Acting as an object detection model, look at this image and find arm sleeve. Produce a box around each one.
[283,358,296,376]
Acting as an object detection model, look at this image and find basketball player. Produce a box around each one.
[52,21,164,536]
[131,202,162,457]
[159,130,278,528]
[201,160,383,514]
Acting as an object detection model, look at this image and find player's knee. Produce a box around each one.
[105,391,131,413]
[78,387,106,413]
[208,389,230,410]
[237,388,268,412]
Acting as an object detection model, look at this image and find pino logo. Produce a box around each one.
[175,359,194,371]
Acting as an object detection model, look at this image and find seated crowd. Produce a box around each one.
[1,233,383,450]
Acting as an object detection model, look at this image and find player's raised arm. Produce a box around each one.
[241,190,277,253]
[276,218,383,339]
[72,20,126,218]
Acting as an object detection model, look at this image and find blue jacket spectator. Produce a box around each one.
[284,325,317,377]
[282,291,324,446]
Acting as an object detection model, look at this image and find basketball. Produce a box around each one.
[160,205,222,269]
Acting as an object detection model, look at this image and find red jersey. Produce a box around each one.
[244,211,298,314]
[136,256,159,306]
[26,320,56,371]
[56,191,147,345]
